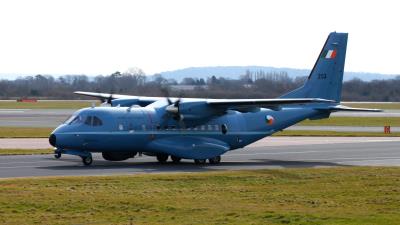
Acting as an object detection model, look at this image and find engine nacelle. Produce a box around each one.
[175,101,223,121]
[102,152,137,161]
[111,98,140,107]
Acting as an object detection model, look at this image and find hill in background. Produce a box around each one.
[157,66,399,82]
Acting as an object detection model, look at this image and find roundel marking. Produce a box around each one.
[265,115,274,125]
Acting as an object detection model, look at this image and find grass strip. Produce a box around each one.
[1,167,400,225]
[0,127,53,138]
[0,101,95,109]
[299,117,400,126]
[0,148,53,155]
[275,130,400,137]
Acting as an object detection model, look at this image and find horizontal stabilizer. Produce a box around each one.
[316,105,382,112]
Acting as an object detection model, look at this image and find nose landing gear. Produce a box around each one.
[53,149,93,166]
[54,152,62,159]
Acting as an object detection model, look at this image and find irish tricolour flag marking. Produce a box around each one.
[321,49,337,59]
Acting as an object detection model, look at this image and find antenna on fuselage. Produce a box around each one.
[91,102,96,108]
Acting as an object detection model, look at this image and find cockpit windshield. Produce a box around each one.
[64,115,76,124]
[64,115,85,125]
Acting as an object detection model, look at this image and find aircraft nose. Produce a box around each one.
[49,134,56,147]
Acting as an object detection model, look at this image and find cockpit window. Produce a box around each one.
[84,116,93,125]
[70,115,84,125]
[65,114,102,126]
[93,116,103,126]
[64,115,85,125]
[84,115,103,126]
[64,115,76,124]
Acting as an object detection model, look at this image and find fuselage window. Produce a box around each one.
[221,124,228,134]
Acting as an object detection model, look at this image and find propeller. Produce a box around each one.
[106,94,113,104]
[161,87,185,128]
[99,93,113,106]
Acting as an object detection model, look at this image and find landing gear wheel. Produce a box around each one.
[82,155,93,166]
[209,156,221,164]
[54,153,62,159]
[171,155,182,163]
[194,159,207,164]
[156,154,169,163]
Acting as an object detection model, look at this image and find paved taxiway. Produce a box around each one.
[1,137,399,178]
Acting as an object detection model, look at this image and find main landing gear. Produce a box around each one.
[155,153,221,165]
[156,154,183,163]
[194,156,221,165]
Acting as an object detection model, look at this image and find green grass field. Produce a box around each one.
[0,127,53,138]
[299,117,400,126]
[275,130,400,137]
[0,100,95,109]
[0,167,399,225]
[0,149,53,155]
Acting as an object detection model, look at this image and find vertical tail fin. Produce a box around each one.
[280,32,348,102]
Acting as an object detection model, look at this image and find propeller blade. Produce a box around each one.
[107,94,113,104]
[174,98,180,107]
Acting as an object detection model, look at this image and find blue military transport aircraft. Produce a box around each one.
[49,32,380,166]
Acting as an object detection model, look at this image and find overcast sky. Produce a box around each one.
[0,0,399,77]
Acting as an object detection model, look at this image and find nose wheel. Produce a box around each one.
[54,152,62,159]
[81,155,93,166]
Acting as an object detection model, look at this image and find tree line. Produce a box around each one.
[0,70,399,101]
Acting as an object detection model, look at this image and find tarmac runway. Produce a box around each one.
[1,137,399,178]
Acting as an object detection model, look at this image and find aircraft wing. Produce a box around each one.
[74,91,163,106]
[74,91,133,101]
[206,98,334,111]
